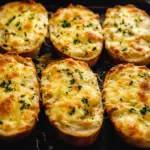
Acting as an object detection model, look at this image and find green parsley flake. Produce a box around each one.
[73,39,80,44]
[122,48,128,52]
[70,79,75,85]
[129,81,133,86]
[6,16,16,26]
[81,98,88,105]
[69,107,76,115]
[84,108,89,116]
[140,105,149,115]
[62,20,71,28]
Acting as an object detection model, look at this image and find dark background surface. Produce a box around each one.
[0,0,150,150]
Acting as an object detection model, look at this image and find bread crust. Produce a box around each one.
[41,58,103,146]
[103,63,150,148]
[0,2,48,57]
[49,4,103,66]
[103,5,150,65]
[0,54,40,139]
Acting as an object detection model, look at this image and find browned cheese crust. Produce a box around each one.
[41,58,103,146]
[0,54,40,139]
[49,4,103,66]
[103,5,150,65]
[103,63,150,148]
[0,2,48,57]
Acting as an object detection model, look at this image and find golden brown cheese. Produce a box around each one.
[103,63,150,148]
[103,5,150,65]
[49,4,103,66]
[0,2,48,56]
[41,58,103,146]
[0,54,40,138]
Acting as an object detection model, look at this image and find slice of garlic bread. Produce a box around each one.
[103,5,150,65]
[49,4,103,66]
[0,2,48,57]
[103,63,150,148]
[0,54,40,139]
[41,58,103,146]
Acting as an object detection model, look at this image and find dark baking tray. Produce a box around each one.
[0,0,149,150]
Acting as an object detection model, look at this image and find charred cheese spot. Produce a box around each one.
[49,4,103,64]
[41,58,103,137]
[0,54,39,137]
[103,63,150,148]
[0,2,48,54]
[103,5,150,65]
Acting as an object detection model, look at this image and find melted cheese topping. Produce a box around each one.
[103,5,150,64]
[49,4,103,60]
[0,54,39,136]
[41,58,103,136]
[103,64,150,147]
[0,2,48,53]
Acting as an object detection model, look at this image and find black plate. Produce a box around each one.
[0,0,149,150]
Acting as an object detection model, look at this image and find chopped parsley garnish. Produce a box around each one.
[0,80,13,92]
[20,101,31,110]
[15,22,20,27]
[0,80,6,88]
[78,84,82,90]
[6,16,16,26]
[122,48,128,52]
[129,81,133,86]
[120,98,123,101]
[69,107,76,115]
[21,95,25,98]
[5,29,8,33]
[31,95,35,100]
[138,73,149,78]
[84,108,89,116]
[114,22,118,27]
[140,105,149,115]
[61,20,71,28]
[27,104,31,107]
[129,108,135,113]
[121,19,124,24]
[88,39,92,43]
[81,98,88,105]
[21,83,25,86]
[128,31,134,36]
[67,72,73,76]
[19,100,25,103]
[18,26,22,30]
[75,69,83,79]
[61,47,68,51]
[5,86,13,92]
[86,23,93,27]
[62,69,69,72]
[92,47,97,51]
[0,121,3,125]
[73,39,80,44]
[117,28,122,32]
[73,17,81,20]
[20,103,26,110]
[70,79,75,85]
